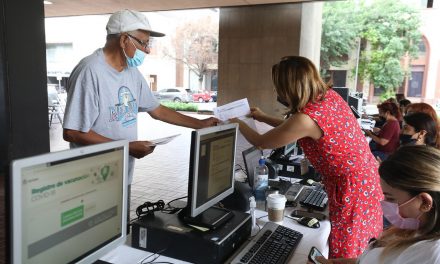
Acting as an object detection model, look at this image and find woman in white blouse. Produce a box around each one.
[316,145,440,264]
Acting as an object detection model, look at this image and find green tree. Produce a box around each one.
[163,17,218,90]
[320,0,361,79]
[358,0,421,96]
[320,0,421,97]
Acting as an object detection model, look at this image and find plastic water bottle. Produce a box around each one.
[249,196,258,236]
[254,156,269,202]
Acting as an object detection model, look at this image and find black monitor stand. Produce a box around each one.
[179,206,233,230]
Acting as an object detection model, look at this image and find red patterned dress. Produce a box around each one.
[298,89,383,258]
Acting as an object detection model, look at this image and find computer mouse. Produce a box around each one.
[297,216,320,228]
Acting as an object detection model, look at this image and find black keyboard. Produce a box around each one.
[299,185,328,211]
[230,222,303,264]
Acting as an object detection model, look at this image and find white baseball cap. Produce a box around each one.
[106,9,165,37]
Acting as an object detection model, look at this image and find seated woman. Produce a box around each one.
[400,112,438,147]
[405,102,440,148]
[365,102,401,160]
[317,145,440,264]
[399,99,411,116]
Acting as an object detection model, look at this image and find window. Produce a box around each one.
[407,68,424,98]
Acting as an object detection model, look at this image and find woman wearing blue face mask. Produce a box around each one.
[400,112,438,148]
[315,145,440,264]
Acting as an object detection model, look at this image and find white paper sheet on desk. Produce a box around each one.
[148,134,181,146]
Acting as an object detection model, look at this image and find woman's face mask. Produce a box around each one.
[399,133,417,146]
[381,196,423,230]
[277,96,289,107]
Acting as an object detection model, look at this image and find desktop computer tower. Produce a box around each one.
[131,209,251,264]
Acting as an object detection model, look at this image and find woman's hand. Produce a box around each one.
[249,107,266,122]
[229,117,242,124]
[363,129,373,137]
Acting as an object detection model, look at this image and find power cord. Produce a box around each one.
[161,196,187,214]
[136,200,165,217]
[140,248,171,264]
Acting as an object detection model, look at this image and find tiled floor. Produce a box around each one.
[49,112,210,220]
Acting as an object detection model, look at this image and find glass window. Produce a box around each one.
[408,70,424,97]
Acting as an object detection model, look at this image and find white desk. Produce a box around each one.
[101,207,330,264]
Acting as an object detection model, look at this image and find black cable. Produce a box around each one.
[140,248,167,264]
[140,248,174,264]
[136,200,165,217]
[166,196,187,207]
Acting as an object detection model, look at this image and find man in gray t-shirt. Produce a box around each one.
[63,9,218,185]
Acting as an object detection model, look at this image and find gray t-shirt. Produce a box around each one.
[63,48,160,183]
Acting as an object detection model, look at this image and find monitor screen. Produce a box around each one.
[284,142,297,156]
[11,141,128,264]
[242,146,263,189]
[188,123,237,217]
[333,87,349,102]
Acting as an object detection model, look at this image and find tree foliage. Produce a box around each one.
[163,17,218,90]
[320,0,362,79]
[321,0,421,95]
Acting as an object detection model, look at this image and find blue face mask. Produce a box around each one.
[123,38,146,67]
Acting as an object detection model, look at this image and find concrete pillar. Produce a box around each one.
[218,3,323,117]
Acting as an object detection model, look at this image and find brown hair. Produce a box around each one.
[377,102,402,120]
[272,56,328,114]
[406,103,440,148]
[376,146,440,257]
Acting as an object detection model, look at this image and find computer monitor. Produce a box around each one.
[187,123,237,219]
[269,141,298,161]
[284,142,297,156]
[348,95,363,114]
[242,146,263,189]
[11,141,128,264]
[332,87,349,102]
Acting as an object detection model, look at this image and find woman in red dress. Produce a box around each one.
[231,56,383,258]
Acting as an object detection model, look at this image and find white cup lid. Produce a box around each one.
[267,194,286,209]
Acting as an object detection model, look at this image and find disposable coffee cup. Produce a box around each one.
[264,187,279,211]
[266,194,287,223]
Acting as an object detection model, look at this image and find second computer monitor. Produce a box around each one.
[242,146,263,189]
[11,141,128,264]
[187,123,238,218]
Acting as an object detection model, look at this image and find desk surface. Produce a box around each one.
[101,207,330,264]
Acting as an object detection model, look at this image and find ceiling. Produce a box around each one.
[44,0,325,17]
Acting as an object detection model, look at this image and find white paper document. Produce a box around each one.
[213,98,261,169]
[149,134,181,146]
[213,98,252,122]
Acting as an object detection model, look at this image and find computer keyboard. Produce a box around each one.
[299,185,328,211]
[230,222,303,264]
[284,184,304,201]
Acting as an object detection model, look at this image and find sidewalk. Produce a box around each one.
[49,111,209,220]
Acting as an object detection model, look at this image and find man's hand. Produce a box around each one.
[129,141,156,159]
[249,107,267,122]
[200,117,220,128]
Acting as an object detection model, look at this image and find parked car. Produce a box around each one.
[154,88,190,103]
[191,90,212,103]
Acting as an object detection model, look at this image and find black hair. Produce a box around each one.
[403,112,438,147]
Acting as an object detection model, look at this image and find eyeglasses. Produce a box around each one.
[127,33,153,50]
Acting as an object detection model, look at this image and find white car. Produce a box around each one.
[154,88,190,103]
